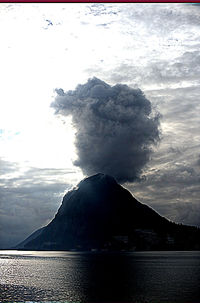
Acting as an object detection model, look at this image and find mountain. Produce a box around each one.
[17,173,200,251]
[14,227,45,249]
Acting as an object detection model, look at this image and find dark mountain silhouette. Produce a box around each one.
[17,173,200,251]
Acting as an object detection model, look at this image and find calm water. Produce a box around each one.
[0,250,200,303]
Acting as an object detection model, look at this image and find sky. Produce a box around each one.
[0,3,200,248]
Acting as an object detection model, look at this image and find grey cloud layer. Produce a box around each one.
[52,78,160,183]
[130,161,200,227]
[0,159,72,248]
[129,84,200,227]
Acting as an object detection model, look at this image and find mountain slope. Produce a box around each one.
[14,227,45,249]
[17,173,200,251]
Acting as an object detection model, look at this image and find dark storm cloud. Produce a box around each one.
[51,78,160,183]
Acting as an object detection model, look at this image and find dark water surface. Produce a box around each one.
[0,250,200,302]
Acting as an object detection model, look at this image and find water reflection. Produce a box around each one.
[0,251,200,302]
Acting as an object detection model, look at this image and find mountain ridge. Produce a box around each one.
[16,173,200,251]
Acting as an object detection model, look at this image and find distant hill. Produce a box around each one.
[16,173,200,251]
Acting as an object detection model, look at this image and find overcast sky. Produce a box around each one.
[1,3,200,248]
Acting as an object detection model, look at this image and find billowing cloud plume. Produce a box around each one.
[51,78,160,183]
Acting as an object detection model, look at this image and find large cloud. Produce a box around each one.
[51,77,160,183]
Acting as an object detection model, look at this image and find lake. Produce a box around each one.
[0,250,200,302]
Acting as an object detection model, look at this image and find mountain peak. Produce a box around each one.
[17,173,200,251]
[78,173,117,188]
